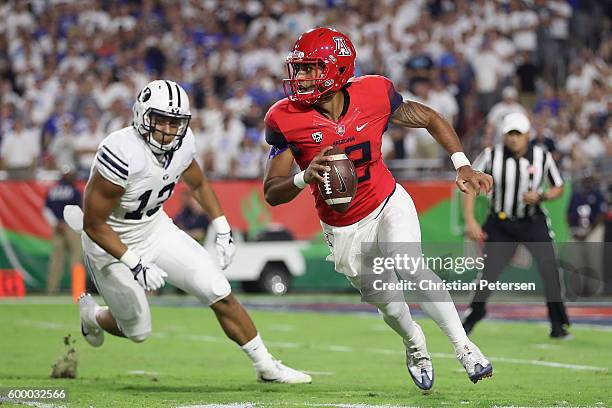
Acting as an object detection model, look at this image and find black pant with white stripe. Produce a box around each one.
[470,213,570,328]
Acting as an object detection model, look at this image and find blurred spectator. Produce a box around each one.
[42,167,82,294]
[0,0,607,181]
[48,118,77,171]
[530,117,558,157]
[566,173,607,296]
[0,116,40,180]
[534,83,562,117]
[74,116,105,175]
[487,86,528,142]
[235,127,266,179]
[515,50,539,109]
[568,173,607,242]
[473,39,502,115]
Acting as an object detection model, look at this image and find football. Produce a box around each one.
[317,145,357,213]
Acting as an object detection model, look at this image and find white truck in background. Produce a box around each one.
[205,227,308,295]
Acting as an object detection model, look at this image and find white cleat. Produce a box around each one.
[457,341,493,383]
[405,322,434,391]
[78,293,104,348]
[254,358,312,384]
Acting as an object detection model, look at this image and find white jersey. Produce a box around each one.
[90,126,196,246]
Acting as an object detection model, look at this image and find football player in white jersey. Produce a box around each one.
[76,79,311,384]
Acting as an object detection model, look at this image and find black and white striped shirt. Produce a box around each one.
[473,144,563,219]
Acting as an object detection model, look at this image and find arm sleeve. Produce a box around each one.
[94,143,130,188]
[544,151,563,187]
[381,76,403,115]
[264,109,290,159]
[472,148,492,174]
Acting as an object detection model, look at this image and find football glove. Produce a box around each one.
[131,261,168,291]
[215,232,236,270]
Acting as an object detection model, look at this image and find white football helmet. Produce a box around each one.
[132,80,191,154]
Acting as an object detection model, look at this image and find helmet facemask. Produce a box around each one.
[283,58,336,105]
[142,108,191,154]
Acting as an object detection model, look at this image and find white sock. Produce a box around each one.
[419,301,470,353]
[240,333,272,365]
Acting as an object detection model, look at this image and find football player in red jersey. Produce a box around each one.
[263,27,494,390]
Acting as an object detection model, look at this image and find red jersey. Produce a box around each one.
[265,75,403,226]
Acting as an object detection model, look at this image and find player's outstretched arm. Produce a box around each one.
[83,170,129,259]
[263,147,332,206]
[390,101,492,195]
[390,100,463,154]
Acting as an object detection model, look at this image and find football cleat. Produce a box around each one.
[457,342,493,383]
[78,293,105,348]
[405,322,434,391]
[254,358,312,384]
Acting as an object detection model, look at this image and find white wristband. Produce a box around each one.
[451,152,471,170]
[120,248,140,270]
[212,215,231,234]
[293,171,307,189]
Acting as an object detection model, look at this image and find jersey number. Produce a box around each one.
[125,182,176,220]
[344,141,371,183]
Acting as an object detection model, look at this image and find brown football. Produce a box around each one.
[317,145,357,213]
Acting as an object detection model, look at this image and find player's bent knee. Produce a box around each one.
[376,302,407,320]
[211,275,231,298]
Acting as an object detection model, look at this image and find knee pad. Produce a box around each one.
[211,275,231,298]
[376,301,408,320]
[127,330,151,343]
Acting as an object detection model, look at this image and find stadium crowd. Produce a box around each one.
[0,0,610,181]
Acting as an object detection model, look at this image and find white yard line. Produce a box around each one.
[302,370,335,376]
[127,370,160,376]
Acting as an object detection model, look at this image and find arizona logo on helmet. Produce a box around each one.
[333,37,352,56]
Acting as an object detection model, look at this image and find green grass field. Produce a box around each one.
[1,296,611,408]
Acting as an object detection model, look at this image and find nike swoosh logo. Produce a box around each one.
[334,165,347,193]
[356,122,369,131]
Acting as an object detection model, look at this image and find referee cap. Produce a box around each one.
[502,112,531,134]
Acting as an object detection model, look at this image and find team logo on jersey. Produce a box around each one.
[333,37,352,56]
[336,124,345,135]
[311,131,323,143]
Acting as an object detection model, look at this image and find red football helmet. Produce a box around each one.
[283,27,356,105]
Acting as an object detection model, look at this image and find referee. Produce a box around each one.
[462,112,570,339]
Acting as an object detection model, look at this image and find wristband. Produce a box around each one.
[120,248,140,270]
[451,152,471,170]
[293,170,307,189]
[212,215,231,234]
